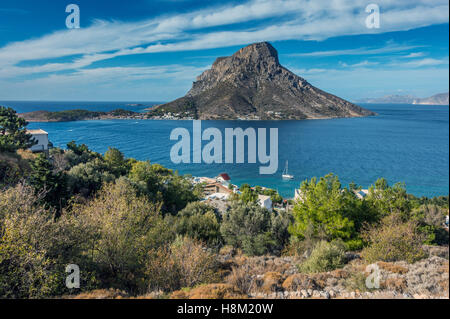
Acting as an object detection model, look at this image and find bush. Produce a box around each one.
[298,240,347,273]
[220,201,277,256]
[73,178,172,292]
[67,158,115,197]
[145,236,218,292]
[173,202,222,246]
[225,265,255,294]
[0,183,96,298]
[361,214,426,264]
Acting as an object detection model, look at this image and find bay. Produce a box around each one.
[2,101,447,198]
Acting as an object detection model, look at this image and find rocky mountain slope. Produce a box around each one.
[149,42,375,120]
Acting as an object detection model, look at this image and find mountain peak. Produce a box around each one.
[234,42,279,64]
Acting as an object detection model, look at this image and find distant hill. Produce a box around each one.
[149,42,375,120]
[413,92,449,105]
[359,92,449,105]
[19,109,142,122]
[358,95,417,104]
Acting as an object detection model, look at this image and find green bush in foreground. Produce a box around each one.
[299,240,347,273]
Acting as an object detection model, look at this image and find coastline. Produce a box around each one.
[20,110,377,122]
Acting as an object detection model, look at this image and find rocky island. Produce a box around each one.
[148,42,375,120]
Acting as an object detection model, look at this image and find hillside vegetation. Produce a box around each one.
[1,106,448,299]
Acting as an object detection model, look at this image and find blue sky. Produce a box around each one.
[0,0,448,102]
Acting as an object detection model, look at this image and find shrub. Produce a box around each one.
[145,236,218,292]
[361,214,426,264]
[298,240,347,273]
[220,201,276,256]
[0,184,95,298]
[225,265,255,294]
[73,178,171,292]
[67,158,115,197]
[173,202,222,246]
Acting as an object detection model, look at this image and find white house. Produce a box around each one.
[27,129,49,153]
[217,173,231,187]
[354,189,369,200]
[294,189,305,202]
[258,194,273,211]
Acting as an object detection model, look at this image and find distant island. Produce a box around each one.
[148,42,375,120]
[358,92,449,105]
[413,92,449,105]
[19,109,146,122]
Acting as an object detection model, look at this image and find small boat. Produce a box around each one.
[282,160,294,180]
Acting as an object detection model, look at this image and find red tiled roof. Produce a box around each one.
[218,173,231,181]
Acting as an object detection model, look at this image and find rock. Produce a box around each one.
[301,290,309,298]
[320,291,330,299]
[151,42,375,120]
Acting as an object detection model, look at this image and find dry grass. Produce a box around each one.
[440,261,449,273]
[225,265,255,294]
[377,261,409,274]
[260,272,284,293]
[70,289,128,299]
[381,278,407,292]
[171,284,248,299]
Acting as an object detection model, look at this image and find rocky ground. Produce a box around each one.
[71,245,448,299]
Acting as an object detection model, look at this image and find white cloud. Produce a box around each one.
[339,60,378,68]
[287,44,425,57]
[0,0,448,81]
[402,52,425,58]
[401,57,449,67]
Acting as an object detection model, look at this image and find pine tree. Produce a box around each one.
[29,153,66,211]
[0,106,37,152]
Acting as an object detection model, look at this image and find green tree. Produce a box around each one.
[366,178,411,219]
[67,158,115,197]
[29,153,67,210]
[239,184,257,203]
[0,106,36,153]
[128,161,198,214]
[104,147,128,176]
[67,140,90,156]
[289,174,358,243]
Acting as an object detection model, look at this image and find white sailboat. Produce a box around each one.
[282,160,294,180]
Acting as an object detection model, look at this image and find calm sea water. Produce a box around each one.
[2,101,448,198]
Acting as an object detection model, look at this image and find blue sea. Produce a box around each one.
[2,101,448,198]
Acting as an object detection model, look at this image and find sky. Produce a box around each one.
[0,0,448,102]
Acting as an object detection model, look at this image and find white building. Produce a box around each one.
[27,129,49,153]
[258,194,273,211]
[294,189,305,202]
[216,173,231,187]
[354,189,369,200]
